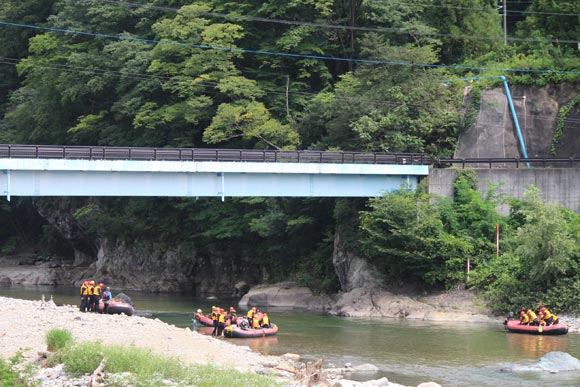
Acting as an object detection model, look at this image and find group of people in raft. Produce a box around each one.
[516,305,560,326]
[194,306,271,336]
[78,280,113,314]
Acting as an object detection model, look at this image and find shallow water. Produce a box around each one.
[2,285,580,387]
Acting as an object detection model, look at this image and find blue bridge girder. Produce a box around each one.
[0,145,428,200]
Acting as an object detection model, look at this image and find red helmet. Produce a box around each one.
[98,283,104,288]
[252,307,256,310]
[90,280,95,285]
[220,308,225,313]
[229,306,235,311]
[520,311,525,316]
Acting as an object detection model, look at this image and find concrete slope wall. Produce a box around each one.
[429,168,580,213]
[456,83,580,159]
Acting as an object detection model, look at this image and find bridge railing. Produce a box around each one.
[432,157,580,168]
[1,144,578,167]
[0,144,427,165]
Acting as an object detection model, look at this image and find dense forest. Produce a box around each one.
[0,0,579,313]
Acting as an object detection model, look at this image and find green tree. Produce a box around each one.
[360,188,470,288]
[424,0,503,63]
[514,186,578,289]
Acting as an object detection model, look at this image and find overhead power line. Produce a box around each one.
[3,57,580,125]
[372,0,580,17]
[95,0,578,45]
[1,20,580,76]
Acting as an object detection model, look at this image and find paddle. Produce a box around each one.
[538,323,543,333]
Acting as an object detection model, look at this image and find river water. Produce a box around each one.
[2,285,580,387]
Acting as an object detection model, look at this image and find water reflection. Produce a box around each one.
[506,333,569,357]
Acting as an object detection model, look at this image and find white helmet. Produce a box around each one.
[197,309,202,313]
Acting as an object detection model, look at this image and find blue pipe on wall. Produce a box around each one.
[499,76,530,167]
[445,75,530,167]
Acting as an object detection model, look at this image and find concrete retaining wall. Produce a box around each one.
[429,168,580,213]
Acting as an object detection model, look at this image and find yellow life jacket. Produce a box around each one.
[527,310,537,320]
[93,286,101,296]
[520,314,530,324]
[218,313,225,323]
[247,310,254,318]
[211,311,218,321]
[253,317,260,328]
[262,315,270,326]
[87,285,94,296]
[80,284,87,296]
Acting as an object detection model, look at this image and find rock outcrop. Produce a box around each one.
[239,282,333,309]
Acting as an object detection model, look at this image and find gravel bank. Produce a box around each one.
[0,296,288,372]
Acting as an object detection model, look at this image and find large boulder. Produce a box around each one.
[238,282,333,309]
[329,287,433,318]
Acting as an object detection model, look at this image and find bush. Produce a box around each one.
[0,353,29,387]
[46,329,73,352]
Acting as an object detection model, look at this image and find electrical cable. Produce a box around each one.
[1,20,580,76]
[4,54,580,126]
[94,0,579,45]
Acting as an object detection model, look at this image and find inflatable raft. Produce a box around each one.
[505,320,568,335]
[224,323,278,338]
[194,315,214,327]
[98,299,134,316]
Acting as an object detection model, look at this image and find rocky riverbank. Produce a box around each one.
[0,296,448,387]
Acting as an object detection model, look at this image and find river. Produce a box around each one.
[1,285,580,387]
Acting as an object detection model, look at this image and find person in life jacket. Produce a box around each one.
[540,306,559,325]
[79,281,89,312]
[86,281,95,312]
[519,310,530,325]
[261,313,270,328]
[218,308,226,336]
[211,306,219,336]
[92,282,102,313]
[252,310,261,329]
[526,309,539,326]
[246,307,256,329]
[228,306,237,325]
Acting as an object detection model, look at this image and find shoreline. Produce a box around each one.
[0,296,289,373]
[1,295,578,387]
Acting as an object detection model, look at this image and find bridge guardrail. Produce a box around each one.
[0,144,427,165]
[432,157,580,168]
[0,144,578,167]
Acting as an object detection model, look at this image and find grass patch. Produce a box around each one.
[49,331,279,387]
[0,353,35,387]
[46,329,73,352]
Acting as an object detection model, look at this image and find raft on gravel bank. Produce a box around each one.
[97,299,134,316]
[224,324,279,338]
